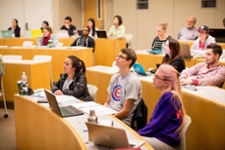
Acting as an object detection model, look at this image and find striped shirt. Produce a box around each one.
[151,36,172,50]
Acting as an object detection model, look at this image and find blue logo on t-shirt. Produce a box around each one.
[112,84,122,101]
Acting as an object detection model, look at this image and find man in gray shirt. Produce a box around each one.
[104,48,142,126]
[177,16,198,40]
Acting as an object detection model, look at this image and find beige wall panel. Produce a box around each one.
[105,0,114,31]
[113,0,137,50]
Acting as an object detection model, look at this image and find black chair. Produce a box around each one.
[131,98,148,131]
[0,70,8,118]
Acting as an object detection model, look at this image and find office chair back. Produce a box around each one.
[174,115,192,150]
[33,55,53,87]
[125,34,133,48]
[87,84,98,101]
[22,41,33,47]
[2,55,22,61]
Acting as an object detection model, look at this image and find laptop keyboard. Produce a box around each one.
[60,106,83,116]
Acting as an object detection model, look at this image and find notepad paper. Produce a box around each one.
[71,101,118,116]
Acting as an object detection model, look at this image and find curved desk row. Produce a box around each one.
[14,95,153,150]
[86,65,225,150]
[0,38,126,66]
[0,47,92,81]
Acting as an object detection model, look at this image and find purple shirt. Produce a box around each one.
[138,91,182,147]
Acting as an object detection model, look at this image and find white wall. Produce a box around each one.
[0,0,82,36]
[112,0,225,50]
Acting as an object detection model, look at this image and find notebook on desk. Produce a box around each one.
[44,90,84,117]
[86,122,145,149]
[1,30,12,38]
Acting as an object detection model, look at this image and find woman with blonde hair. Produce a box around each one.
[151,22,172,50]
[138,64,186,150]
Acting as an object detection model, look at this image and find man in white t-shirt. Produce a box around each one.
[104,48,142,126]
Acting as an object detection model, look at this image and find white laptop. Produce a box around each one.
[86,122,145,148]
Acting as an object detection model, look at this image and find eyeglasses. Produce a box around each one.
[154,74,164,80]
[116,55,127,60]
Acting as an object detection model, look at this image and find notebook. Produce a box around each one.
[1,30,12,38]
[44,90,84,117]
[96,30,107,38]
[55,30,69,38]
[30,29,42,38]
[133,63,147,76]
[86,122,145,148]
[180,44,193,58]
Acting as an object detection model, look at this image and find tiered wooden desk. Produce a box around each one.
[2,60,50,101]
[86,65,225,150]
[0,47,92,81]
[14,94,153,150]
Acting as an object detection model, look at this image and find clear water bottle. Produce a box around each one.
[21,72,28,95]
[87,110,98,123]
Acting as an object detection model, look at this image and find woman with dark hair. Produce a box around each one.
[38,26,57,47]
[41,21,49,32]
[107,15,125,38]
[87,18,98,38]
[161,39,186,73]
[8,19,21,37]
[52,55,92,101]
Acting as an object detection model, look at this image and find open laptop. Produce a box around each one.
[86,122,144,148]
[180,44,193,58]
[44,90,84,117]
[96,30,107,38]
[1,30,12,38]
[55,30,69,38]
[30,29,42,38]
[77,30,83,36]
[133,63,147,76]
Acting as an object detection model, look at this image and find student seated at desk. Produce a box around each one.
[138,64,186,150]
[87,18,98,38]
[8,19,21,37]
[180,44,225,87]
[104,48,142,126]
[38,27,57,47]
[71,26,95,52]
[52,55,92,101]
[60,16,76,36]
[107,15,126,38]
[191,25,215,50]
[40,20,49,32]
[177,16,198,40]
[151,22,172,50]
[161,38,186,73]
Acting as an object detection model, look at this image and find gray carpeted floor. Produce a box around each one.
[0,108,16,150]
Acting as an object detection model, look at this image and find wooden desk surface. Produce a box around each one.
[179,40,225,49]
[2,61,50,101]
[86,65,225,150]
[0,47,92,81]
[14,95,153,150]
[136,51,196,71]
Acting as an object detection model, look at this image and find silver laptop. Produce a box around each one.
[180,44,193,58]
[55,30,69,38]
[44,90,84,117]
[86,122,145,148]
[1,30,12,38]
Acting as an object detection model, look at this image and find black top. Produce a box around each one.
[161,55,186,73]
[52,72,93,101]
[151,36,172,50]
[60,24,76,36]
[71,36,95,52]
[8,26,21,37]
